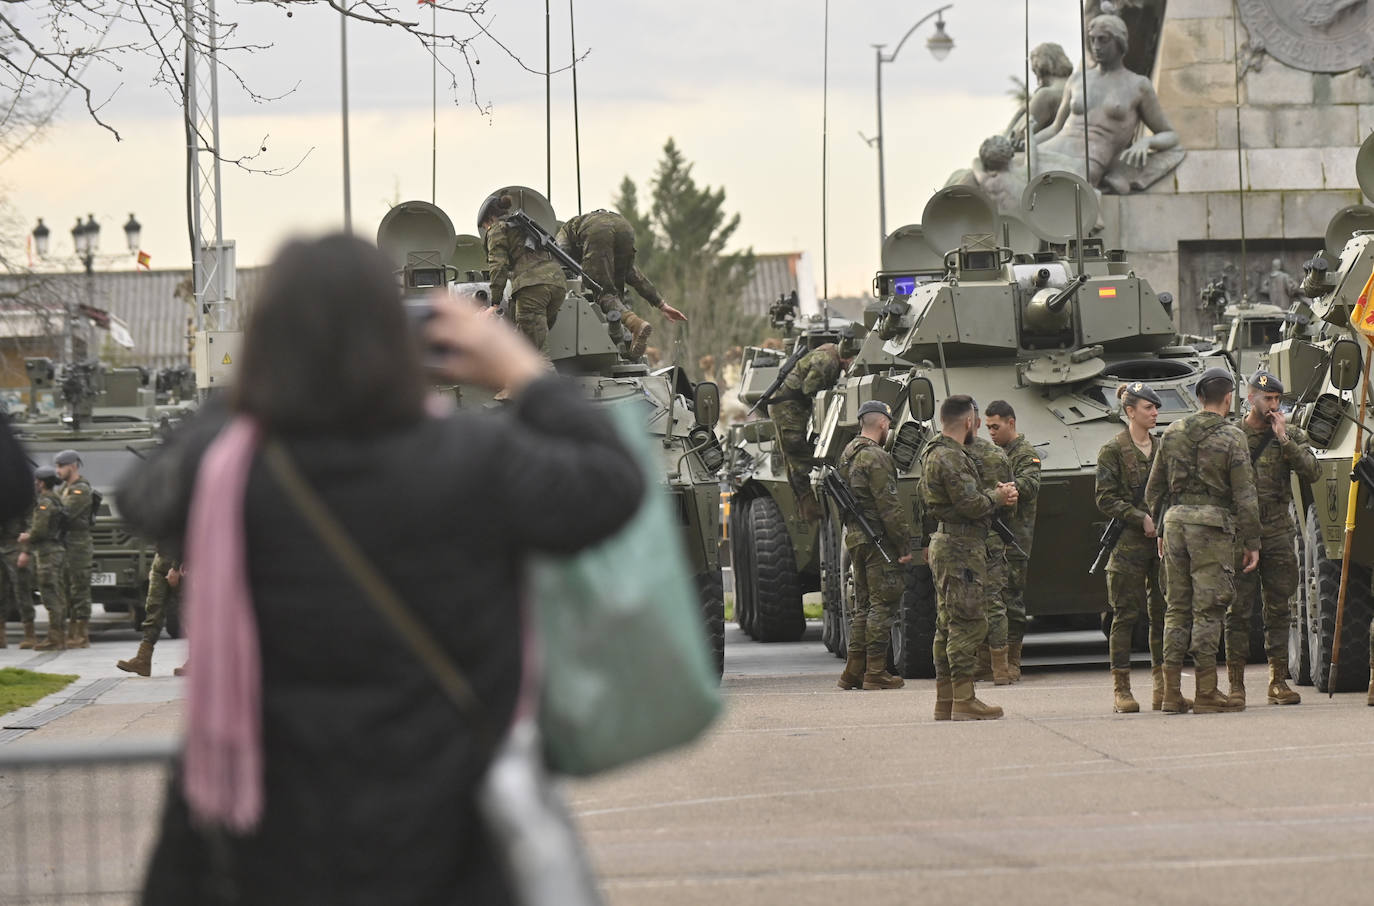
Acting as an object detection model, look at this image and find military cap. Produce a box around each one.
[1249,369,1284,394]
[34,466,59,483]
[1194,366,1234,396]
[1121,380,1163,407]
[53,449,81,467]
[857,399,893,421]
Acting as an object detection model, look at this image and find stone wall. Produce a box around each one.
[1106,0,1368,336]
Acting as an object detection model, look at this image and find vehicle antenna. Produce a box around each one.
[1231,4,1248,302]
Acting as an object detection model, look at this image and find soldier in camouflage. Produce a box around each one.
[555,209,688,358]
[836,400,915,691]
[55,449,93,648]
[1225,370,1318,707]
[1095,381,1165,713]
[0,508,37,648]
[480,194,568,353]
[18,467,68,651]
[923,395,1019,721]
[985,400,1040,682]
[767,341,856,520]
[117,550,184,677]
[1144,367,1261,714]
[968,425,1014,685]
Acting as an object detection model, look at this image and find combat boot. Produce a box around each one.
[837,650,866,690]
[173,662,189,677]
[1151,666,1164,711]
[1161,666,1192,714]
[19,622,36,650]
[862,647,904,690]
[1267,658,1301,705]
[1226,662,1247,709]
[69,619,89,649]
[934,677,953,721]
[1007,640,1023,683]
[951,679,1003,721]
[975,644,993,682]
[991,647,1013,686]
[1112,669,1139,713]
[117,641,156,678]
[1193,665,1244,713]
[623,312,653,359]
[33,624,65,651]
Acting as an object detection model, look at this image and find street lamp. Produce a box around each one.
[31,219,50,258]
[872,4,955,244]
[32,212,139,365]
[123,213,142,254]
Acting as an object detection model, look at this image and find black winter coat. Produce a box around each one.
[119,377,644,906]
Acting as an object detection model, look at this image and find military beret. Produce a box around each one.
[1121,380,1163,407]
[1249,369,1284,394]
[1194,366,1234,396]
[34,466,58,482]
[857,399,893,421]
[53,449,81,467]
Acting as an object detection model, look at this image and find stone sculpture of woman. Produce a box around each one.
[1003,43,1074,143]
[1034,13,1184,194]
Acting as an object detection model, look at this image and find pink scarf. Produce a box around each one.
[181,416,264,832]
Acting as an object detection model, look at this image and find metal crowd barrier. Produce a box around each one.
[0,738,178,905]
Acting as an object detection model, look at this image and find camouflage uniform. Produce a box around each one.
[60,478,95,623]
[969,437,1012,649]
[0,511,35,627]
[838,435,914,669]
[555,210,666,322]
[27,488,68,638]
[1095,431,1164,670]
[484,217,568,351]
[923,435,1001,683]
[1225,420,1319,663]
[1001,434,1040,648]
[139,551,183,645]
[1144,411,1260,672]
[767,345,844,503]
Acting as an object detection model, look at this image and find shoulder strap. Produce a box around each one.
[1250,429,1276,465]
[262,440,484,727]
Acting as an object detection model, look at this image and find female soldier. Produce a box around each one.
[1095,382,1176,712]
[480,194,567,352]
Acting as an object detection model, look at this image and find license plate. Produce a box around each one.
[90,573,117,587]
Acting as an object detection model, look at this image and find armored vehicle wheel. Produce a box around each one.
[744,496,805,643]
[1304,504,1373,694]
[729,499,758,638]
[891,564,936,679]
[835,543,854,657]
[697,568,725,679]
[1291,507,1313,685]
[818,512,844,656]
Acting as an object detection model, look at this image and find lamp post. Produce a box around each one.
[31,213,143,365]
[872,5,954,245]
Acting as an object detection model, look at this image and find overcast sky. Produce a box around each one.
[3,0,1086,296]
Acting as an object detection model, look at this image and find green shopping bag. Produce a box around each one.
[530,400,721,776]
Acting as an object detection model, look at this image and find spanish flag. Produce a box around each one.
[136,250,151,270]
[1352,266,1374,336]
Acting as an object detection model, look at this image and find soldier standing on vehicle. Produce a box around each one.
[479,194,568,353]
[1225,370,1318,707]
[836,400,915,691]
[767,340,856,520]
[55,449,94,649]
[969,424,1014,686]
[1144,367,1260,714]
[923,395,1019,721]
[18,467,68,651]
[555,209,689,358]
[985,400,1040,682]
[1095,382,1166,713]
[0,508,37,648]
[116,551,184,677]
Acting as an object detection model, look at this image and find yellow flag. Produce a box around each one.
[1351,267,1374,335]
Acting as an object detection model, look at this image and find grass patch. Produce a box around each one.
[0,668,78,716]
[803,601,823,620]
[725,594,824,622]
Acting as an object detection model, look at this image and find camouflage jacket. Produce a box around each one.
[838,435,914,553]
[1095,430,1156,565]
[1143,410,1261,550]
[1002,434,1041,556]
[61,478,94,537]
[0,511,28,552]
[969,437,1012,550]
[922,435,999,529]
[555,211,664,307]
[1238,417,1320,526]
[777,345,842,405]
[484,218,566,305]
[26,489,66,552]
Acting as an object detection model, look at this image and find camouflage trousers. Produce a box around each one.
[847,541,903,661]
[63,533,93,622]
[0,549,35,623]
[1162,516,1236,670]
[1226,527,1298,664]
[140,553,182,646]
[984,538,1009,648]
[35,548,68,629]
[512,284,563,352]
[578,223,635,293]
[1006,555,1029,646]
[1107,557,1165,670]
[930,531,989,682]
[770,400,819,517]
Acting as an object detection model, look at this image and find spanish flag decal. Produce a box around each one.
[1098,287,1117,298]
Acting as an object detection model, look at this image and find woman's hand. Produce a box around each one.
[1119,137,1152,169]
[424,291,546,392]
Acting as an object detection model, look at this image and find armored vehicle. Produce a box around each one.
[377,191,726,675]
[1219,299,1288,375]
[810,174,1236,678]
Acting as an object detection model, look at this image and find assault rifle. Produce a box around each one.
[992,517,1028,559]
[820,468,896,564]
[746,343,808,417]
[505,210,604,297]
[1090,448,1154,575]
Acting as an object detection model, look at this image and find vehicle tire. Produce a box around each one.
[697,568,725,680]
[1305,503,1373,694]
[818,510,842,655]
[836,543,853,657]
[729,498,756,638]
[892,563,937,679]
[1291,506,1313,685]
[744,496,805,643]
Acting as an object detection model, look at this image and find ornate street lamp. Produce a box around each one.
[123,213,142,253]
[31,219,50,258]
